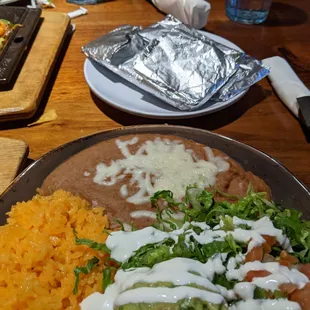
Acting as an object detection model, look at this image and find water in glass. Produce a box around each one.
[226,0,272,24]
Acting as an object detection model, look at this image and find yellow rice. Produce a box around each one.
[0,190,109,310]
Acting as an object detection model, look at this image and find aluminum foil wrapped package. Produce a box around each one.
[139,15,182,42]
[211,55,270,102]
[132,29,241,110]
[82,25,147,85]
[82,25,145,68]
[82,15,269,111]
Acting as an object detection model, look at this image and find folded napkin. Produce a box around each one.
[263,56,310,117]
[152,0,211,29]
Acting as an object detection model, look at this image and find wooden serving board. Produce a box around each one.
[0,137,29,194]
[0,11,70,121]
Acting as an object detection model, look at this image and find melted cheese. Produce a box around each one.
[93,137,229,204]
[130,210,157,219]
[120,184,128,198]
[205,146,230,172]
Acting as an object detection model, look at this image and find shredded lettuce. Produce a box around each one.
[253,287,287,300]
[0,19,12,25]
[122,231,243,270]
[213,273,238,290]
[219,216,234,231]
[150,185,310,263]
[122,243,173,270]
[151,190,186,231]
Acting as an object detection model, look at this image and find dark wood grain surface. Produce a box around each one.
[0,0,309,189]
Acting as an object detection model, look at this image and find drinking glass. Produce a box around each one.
[226,0,272,24]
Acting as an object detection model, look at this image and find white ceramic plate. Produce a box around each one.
[84,32,248,119]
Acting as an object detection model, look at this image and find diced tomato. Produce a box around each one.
[290,283,310,310]
[279,260,291,267]
[280,283,299,295]
[245,270,271,282]
[280,250,299,265]
[299,264,310,280]
[263,243,272,254]
[262,235,276,246]
[260,235,276,254]
[245,246,263,262]
[107,259,120,268]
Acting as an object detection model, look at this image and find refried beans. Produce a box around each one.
[41,134,271,228]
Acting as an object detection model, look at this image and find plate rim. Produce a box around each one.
[83,31,249,120]
[2,124,310,200]
[0,0,20,5]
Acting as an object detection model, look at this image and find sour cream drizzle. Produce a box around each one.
[106,216,291,263]
[93,137,229,204]
[129,210,185,223]
[81,216,304,310]
[115,286,224,307]
[80,257,226,310]
[226,261,308,290]
[230,299,301,310]
[81,256,304,310]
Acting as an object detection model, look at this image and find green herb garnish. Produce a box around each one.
[73,256,99,294]
[102,267,116,291]
[73,229,110,253]
[114,219,125,231]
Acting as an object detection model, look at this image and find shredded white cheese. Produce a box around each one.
[93,137,229,204]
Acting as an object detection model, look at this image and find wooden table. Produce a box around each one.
[0,0,309,189]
